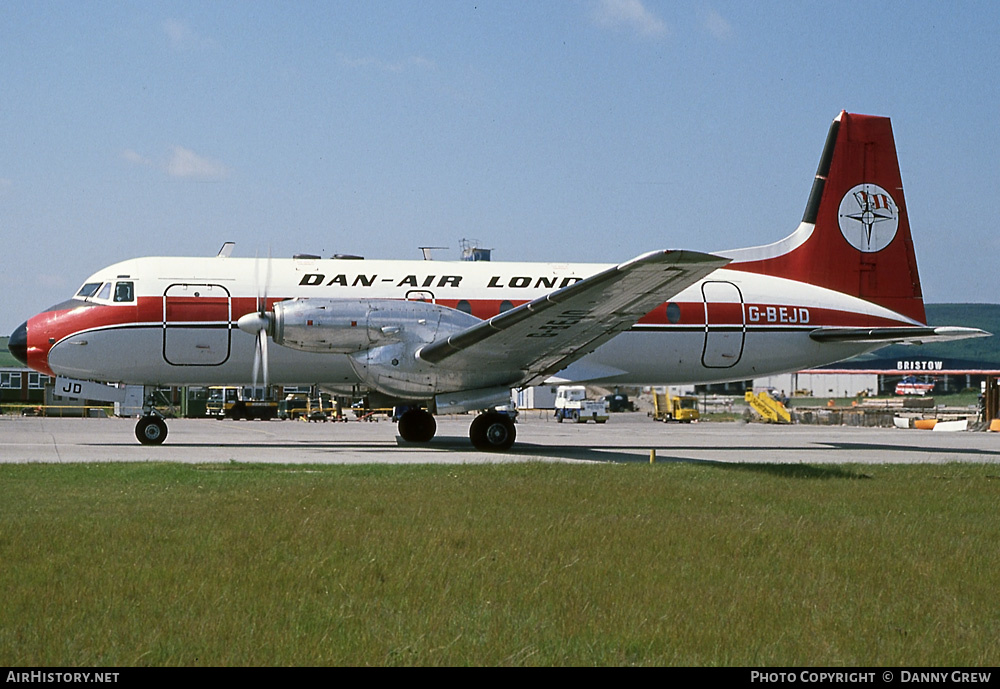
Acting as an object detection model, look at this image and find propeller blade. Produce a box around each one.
[263,246,272,312]
[260,246,273,390]
[253,250,263,314]
[260,329,270,389]
[252,332,262,389]
[248,246,274,391]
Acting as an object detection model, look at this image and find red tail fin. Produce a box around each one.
[728,111,926,324]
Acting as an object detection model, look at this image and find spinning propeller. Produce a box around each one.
[236,250,273,389]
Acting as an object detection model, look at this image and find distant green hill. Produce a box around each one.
[922,304,1000,364]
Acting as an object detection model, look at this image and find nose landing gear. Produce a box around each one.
[135,389,169,445]
[135,415,168,445]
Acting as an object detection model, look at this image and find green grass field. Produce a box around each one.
[2,462,998,666]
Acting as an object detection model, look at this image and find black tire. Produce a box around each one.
[135,416,167,445]
[470,412,516,451]
[397,408,437,443]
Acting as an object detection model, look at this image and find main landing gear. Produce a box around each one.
[397,408,437,443]
[396,407,516,451]
[469,411,516,451]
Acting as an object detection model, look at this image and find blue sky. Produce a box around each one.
[2,0,999,335]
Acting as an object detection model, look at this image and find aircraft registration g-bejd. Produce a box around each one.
[9,111,987,449]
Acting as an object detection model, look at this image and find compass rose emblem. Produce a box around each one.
[838,183,899,252]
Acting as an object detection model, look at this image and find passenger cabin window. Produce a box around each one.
[114,281,135,303]
[76,282,102,298]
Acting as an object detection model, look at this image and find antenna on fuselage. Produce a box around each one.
[419,246,448,260]
[217,242,235,258]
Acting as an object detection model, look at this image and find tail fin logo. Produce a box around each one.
[838,183,899,253]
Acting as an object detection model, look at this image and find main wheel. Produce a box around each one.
[397,408,437,443]
[135,416,168,445]
[470,412,516,451]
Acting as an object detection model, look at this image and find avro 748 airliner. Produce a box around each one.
[9,112,986,449]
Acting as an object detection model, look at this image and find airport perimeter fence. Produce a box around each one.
[1,403,112,418]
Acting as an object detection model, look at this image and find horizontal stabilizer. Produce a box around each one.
[809,326,990,345]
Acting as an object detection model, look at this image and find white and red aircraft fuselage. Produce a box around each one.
[9,112,985,449]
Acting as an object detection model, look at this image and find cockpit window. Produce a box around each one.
[114,281,135,303]
[76,282,102,298]
[97,283,112,301]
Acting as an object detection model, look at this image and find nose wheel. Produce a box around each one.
[136,416,168,445]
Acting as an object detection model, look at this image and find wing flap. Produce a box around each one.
[417,249,729,387]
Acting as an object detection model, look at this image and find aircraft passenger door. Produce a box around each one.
[701,281,745,368]
[162,283,232,366]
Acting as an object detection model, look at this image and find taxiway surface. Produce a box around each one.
[2,412,998,464]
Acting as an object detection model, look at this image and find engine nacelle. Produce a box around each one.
[272,298,396,353]
[270,298,489,396]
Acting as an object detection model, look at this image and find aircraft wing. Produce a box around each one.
[809,326,990,345]
[417,250,729,387]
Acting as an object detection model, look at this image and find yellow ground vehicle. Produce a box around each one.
[278,393,335,421]
[206,386,278,420]
[652,391,700,422]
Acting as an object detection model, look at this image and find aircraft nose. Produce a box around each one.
[9,321,28,366]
